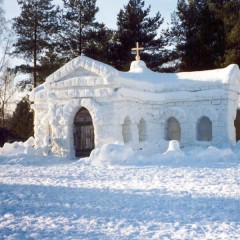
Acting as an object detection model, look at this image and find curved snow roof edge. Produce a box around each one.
[29,83,46,102]
[46,55,119,84]
[225,64,240,86]
[177,64,240,84]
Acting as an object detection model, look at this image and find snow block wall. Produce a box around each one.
[30,56,240,157]
[31,84,49,148]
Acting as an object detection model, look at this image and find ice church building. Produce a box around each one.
[31,49,240,158]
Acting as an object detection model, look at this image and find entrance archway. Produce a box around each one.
[74,107,94,157]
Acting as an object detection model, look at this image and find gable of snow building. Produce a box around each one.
[44,56,119,90]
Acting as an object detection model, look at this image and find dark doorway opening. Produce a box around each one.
[74,107,94,157]
[234,110,240,141]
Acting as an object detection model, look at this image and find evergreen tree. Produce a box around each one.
[83,23,115,65]
[37,50,66,82]
[224,1,240,66]
[166,0,224,71]
[10,96,33,141]
[207,0,240,67]
[114,0,166,71]
[13,0,60,87]
[60,0,102,60]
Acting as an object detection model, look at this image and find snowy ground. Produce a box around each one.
[0,143,240,239]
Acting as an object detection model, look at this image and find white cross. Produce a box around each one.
[131,42,144,61]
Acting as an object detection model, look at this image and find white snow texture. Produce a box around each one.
[0,140,240,239]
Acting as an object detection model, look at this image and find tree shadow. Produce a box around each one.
[1,183,239,239]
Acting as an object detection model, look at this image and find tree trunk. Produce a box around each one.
[33,18,37,88]
[79,9,82,56]
[1,102,5,127]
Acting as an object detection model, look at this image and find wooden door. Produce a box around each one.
[74,108,94,157]
[235,110,240,141]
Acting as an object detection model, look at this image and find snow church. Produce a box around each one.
[31,44,240,158]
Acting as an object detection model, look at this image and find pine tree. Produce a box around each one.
[83,23,115,65]
[207,0,240,67]
[60,0,100,60]
[224,1,240,66]
[13,0,60,87]
[166,0,224,71]
[10,96,33,141]
[114,0,166,71]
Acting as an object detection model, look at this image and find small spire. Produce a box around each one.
[131,42,144,61]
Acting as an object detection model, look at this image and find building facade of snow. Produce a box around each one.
[30,56,240,157]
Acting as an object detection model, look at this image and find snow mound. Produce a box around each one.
[0,141,25,155]
[1,139,240,168]
[166,140,181,151]
[78,141,240,168]
[86,143,142,166]
[0,137,50,157]
[160,140,186,163]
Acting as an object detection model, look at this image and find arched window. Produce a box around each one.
[138,118,147,142]
[122,117,132,144]
[165,117,181,141]
[197,116,212,141]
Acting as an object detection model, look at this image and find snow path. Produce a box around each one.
[0,156,240,239]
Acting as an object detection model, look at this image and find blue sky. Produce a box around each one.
[4,0,178,29]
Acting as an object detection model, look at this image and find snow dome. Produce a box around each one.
[30,55,240,157]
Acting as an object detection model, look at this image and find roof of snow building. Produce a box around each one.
[45,55,240,94]
[119,60,240,93]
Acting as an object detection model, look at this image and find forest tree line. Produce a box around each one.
[0,0,240,144]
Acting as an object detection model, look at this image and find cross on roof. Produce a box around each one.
[131,42,144,61]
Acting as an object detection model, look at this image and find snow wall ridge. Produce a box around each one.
[29,83,46,102]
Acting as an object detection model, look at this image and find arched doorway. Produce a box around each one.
[74,107,94,157]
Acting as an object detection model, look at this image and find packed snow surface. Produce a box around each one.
[0,141,240,239]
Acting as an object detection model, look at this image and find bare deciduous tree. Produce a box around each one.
[0,67,17,127]
[0,1,18,127]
